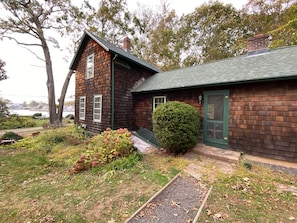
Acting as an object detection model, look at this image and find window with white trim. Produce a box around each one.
[153,96,167,110]
[79,96,86,120]
[86,53,94,79]
[93,94,102,122]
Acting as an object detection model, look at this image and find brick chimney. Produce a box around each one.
[123,36,131,52]
[247,34,271,56]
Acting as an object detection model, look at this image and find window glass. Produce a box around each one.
[153,96,167,110]
[86,53,94,79]
[93,95,102,122]
[79,96,86,120]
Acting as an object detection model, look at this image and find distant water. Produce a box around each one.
[9,109,74,118]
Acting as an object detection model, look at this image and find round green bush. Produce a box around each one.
[152,101,200,154]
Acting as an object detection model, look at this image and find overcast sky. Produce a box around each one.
[0,0,247,104]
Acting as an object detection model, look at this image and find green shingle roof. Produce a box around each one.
[132,45,297,93]
[70,31,160,73]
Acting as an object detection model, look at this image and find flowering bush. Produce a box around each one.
[69,128,135,174]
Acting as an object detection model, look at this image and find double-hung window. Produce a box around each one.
[93,94,102,122]
[153,96,167,111]
[86,53,94,79]
[79,96,86,120]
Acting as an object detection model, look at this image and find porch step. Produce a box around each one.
[192,143,241,164]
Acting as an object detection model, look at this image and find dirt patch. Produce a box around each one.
[127,174,206,223]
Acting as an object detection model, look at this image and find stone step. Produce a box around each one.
[191,143,241,164]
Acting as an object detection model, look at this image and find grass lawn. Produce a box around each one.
[0,130,187,223]
[0,127,296,222]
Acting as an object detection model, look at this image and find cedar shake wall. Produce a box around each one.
[133,89,204,132]
[114,61,154,130]
[229,80,297,162]
[75,39,111,133]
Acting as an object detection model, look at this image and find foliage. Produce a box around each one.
[182,1,248,65]
[0,58,7,81]
[69,128,135,174]
[1,131,23,141]
[153,101,200,154]
[132,1,184,70]
[0,115,37,130]
[13,126,90,152]
[32,113,42,119]
[0,97,9,120]
[242,0,297,48]
[81,0,132,45]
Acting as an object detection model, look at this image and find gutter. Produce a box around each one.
[111,54,118,130]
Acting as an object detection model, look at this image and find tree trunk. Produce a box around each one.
[41,38,58,125]
[57,69,74,122]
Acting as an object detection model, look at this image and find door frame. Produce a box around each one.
[203,90,229,149]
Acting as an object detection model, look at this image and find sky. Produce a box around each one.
[0,0,247,104]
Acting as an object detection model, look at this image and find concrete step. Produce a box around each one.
[191,143,241,165]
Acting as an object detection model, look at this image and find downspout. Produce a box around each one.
[111,54,118,130]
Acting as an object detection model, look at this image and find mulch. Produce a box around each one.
[127,174,207,223]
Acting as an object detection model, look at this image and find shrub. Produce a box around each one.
[1,131,23,141]
[69,128,135,174]
[152,101,200,154]
[32,113,42,119]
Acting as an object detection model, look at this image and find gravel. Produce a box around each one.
[127,175,206,223]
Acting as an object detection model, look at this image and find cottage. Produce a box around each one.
[72,32,297,163]
[133,34,297,163]
[70,31,160,133]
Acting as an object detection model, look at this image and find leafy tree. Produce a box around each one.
[77,0,132,46]
[182,1,248,65]
[132,1,184,70]
[242,0,297,48]
[0,0,79,125]
[0,58,7,81]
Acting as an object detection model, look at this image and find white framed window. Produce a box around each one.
[86,53,94,79]
[93,94,102,122]
[79,96,86,120]
[153,96,167,110]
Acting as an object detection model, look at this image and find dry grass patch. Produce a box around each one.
[198,163,297,222]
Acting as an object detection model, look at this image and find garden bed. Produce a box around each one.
[126,173,208,223]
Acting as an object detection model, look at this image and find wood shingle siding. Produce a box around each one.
[74,39,111,132]
[113,61,155,130]
[229,80,297,162]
